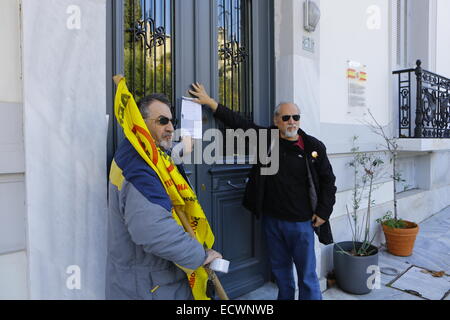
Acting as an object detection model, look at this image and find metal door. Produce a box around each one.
[108,0,275,299]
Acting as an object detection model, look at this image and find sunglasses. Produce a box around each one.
[281,114,301,122]
[149,116,178,127]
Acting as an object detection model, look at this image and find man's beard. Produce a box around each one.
[284,126,298,138]
[158,134,173,151]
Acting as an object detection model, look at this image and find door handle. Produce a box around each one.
[227,178,249,190]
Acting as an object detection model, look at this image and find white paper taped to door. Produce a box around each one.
[181,97,202,139]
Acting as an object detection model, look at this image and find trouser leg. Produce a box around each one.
[263,216,295,300]
[288,221,322,300]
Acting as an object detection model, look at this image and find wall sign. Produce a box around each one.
[347,60,368,115]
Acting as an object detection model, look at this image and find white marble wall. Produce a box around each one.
[275,0,321,137]
[319,0,390,127]
[0,0,28,300]
[436,0,450,77]
[0,251,28,299]
[0,0,22,103]
[22,0,107,299]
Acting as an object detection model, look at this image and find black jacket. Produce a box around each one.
[214,104,337,245]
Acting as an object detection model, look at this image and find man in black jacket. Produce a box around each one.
[189,83,337,300]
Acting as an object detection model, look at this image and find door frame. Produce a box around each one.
[106,0,275,298]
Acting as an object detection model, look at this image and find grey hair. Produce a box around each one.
[137,93,172,119]
[274,102,301,117]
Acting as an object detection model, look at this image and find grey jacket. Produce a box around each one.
[106,139,207,300]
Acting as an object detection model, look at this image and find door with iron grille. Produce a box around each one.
[108,0,274,299]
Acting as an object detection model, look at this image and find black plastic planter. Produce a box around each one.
[333,241,379,295]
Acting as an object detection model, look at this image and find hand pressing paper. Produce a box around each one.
[181,97,202,139]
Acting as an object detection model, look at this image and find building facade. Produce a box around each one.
[0,0,449,299]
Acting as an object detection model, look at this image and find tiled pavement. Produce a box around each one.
[236,206,450,300]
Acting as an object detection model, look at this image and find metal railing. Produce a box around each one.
[393,60,450,138]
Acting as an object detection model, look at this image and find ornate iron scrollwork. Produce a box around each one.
[217,0,252,116]
[127,18,167,53]
[394,60,450,138]
[217,0,253,158]
[124,0,173,105]
[219,42,248,66]
[400,88,410,128]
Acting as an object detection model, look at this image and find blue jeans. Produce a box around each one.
[263,215,322,300]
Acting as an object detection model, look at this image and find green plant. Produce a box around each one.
[363,109,413,229]
[376,211,407,229]
[336,136,383,257]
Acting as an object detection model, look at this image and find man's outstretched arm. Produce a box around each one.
[189,82,265,131]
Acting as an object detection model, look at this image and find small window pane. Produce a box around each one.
[124,0,174,104]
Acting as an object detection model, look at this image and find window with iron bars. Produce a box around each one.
[124,0,174,110]
[217,0,254,159]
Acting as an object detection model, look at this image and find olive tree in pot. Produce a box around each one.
[364,110,419,257]
[333,137,383,295]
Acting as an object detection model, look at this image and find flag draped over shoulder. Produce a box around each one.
[113,78,215,300]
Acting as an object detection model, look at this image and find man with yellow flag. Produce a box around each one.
[106,76,222,300]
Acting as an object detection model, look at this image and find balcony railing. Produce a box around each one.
[393,60,450,138]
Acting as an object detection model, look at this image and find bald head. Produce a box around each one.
[274,102,301,117]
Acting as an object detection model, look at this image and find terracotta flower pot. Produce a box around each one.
[382,221,419,257]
